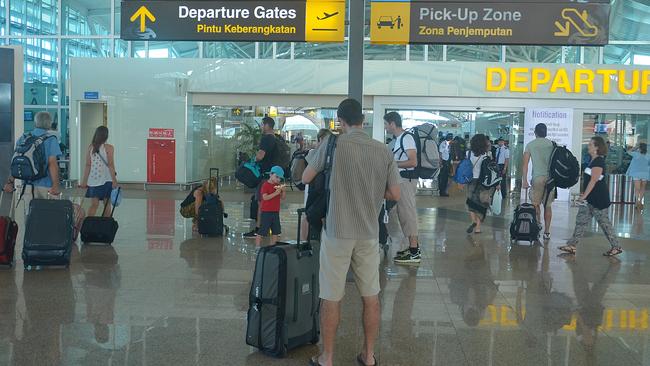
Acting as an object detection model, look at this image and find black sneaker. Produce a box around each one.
[243,228,258,239]
[394,248,421,264]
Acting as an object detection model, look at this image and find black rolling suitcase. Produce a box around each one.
[246,208,320,358]
[81,187,120,244]
[198,168,225,236]
[23,198,75,269]
[510,189,540,245]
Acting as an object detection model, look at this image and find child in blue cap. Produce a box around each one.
[256,166,286,250]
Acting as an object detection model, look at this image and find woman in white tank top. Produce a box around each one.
[80,126,118,217]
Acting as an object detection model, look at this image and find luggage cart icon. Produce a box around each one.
[377,16,403,29]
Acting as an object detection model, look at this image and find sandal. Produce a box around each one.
[603,247,623,257]
[309,357,324,366]
[356,354,378,366]
[558,245,577,254]
[466,223,477,233]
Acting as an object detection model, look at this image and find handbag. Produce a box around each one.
[491,190,502,215]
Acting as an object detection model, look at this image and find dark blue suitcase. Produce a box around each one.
[23,198,74,269]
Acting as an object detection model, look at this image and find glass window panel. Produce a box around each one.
[148,41,199,58]
[409,45,425,61]
[609,1,650,42]
[505,46,563,63]
[132,41,146,58]
[583,47,600,64]
[115,39,129,58]
[62,0,111,36]
[447,45,500,62]
[11,37,58,87]
[276,42,291,59]
[428,45,443,61]
[0,0,6,37]
[259,42,274,59]
[9,0,57,35]
[563,46,580,64]
[604,44,650,65]
[204,42,255,58]
[365,41,406,61]
[294,41,348,60]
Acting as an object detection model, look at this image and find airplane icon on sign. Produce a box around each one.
[317,11,339,20]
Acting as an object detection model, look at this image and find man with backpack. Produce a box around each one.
[522,123,555,241]
[495,138,510,197]
[384,111,421,264]
[4,112,62,203]
[243,116,278,238]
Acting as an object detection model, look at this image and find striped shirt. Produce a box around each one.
[307,128,400,240]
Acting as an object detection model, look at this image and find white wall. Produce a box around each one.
[69,58,650,184]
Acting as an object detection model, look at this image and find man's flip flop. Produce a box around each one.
[357,354,378,366]
[466,223,477,233]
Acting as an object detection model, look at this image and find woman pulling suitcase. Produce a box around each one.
[79,126,119,217]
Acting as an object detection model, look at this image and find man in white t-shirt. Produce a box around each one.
[495,138,510,197]
[384,112,421,264]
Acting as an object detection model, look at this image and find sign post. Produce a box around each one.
[371,0,610,45]
[120,1,346,43]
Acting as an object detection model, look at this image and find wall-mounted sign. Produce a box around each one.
[485,67,650,96]
[149,128,175,139]
[120,1,345,42]
[370,0,610,45]
[84,91,99,100]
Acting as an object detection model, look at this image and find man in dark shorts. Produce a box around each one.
[244,116,278,238]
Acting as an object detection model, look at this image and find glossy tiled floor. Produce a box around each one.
[0,186,649,366]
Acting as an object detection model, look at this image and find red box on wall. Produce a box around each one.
[147,139,175,183]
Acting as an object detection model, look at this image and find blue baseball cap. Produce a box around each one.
[270,166,285,179]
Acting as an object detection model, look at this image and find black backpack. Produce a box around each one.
[547,142,580,189]
[272,135,292,170]
[11,133,52,183]
[479,157,502,188]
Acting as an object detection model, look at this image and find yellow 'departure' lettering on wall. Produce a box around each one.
[486,67,650,95]
[479,305,649,332]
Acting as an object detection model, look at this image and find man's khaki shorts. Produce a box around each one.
[395,178,418,238]
[531,176,555,208]
[319,230,380,302]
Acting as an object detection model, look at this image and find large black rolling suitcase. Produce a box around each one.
[23,198,75,269]
[81,188,120,245]
[198,168,225,236]
[510,189,541,245]
[246,208,320,358]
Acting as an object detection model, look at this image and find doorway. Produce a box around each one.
[79,101,107,155]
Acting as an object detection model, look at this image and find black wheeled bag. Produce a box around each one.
[23,198,74,268]
[246,209,320,358]
[510,202,540,244]
[81,188,120,245]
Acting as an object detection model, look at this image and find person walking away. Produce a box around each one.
[522,123,555,240]
[496,138,510,198]
[79,126,118,217]
[626,142,649,210]
[303,99,400,366]
[300,129,332,241]
[465,134,494,234]
[255,166,286,251]
[4,112,62,204]
[243,117,278,238]
[383,112,421,264]
[179,177,219,231]
[438,134,452,197]
[559,136,623,257]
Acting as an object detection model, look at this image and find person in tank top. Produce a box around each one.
[80,126,118,217]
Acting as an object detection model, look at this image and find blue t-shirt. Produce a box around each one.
[16,128,62,188]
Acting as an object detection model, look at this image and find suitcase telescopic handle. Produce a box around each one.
[296,208,313,259]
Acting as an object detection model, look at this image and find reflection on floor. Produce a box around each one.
[0,187,649,366]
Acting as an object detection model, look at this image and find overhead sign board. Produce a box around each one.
[370,1,610,45]
[120,1,346,42]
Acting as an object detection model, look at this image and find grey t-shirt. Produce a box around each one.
[306,129,400,240]
[525,138,554,178]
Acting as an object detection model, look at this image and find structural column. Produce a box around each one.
[348,0,365,106]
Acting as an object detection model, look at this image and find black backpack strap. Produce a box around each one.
[323,135,338,228]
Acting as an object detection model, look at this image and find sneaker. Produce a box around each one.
[394,248,421,264]
[243,229,258,239]
[394,248,409,258]
[543,232,551,241]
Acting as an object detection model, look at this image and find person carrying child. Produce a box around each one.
[256,166,287,251]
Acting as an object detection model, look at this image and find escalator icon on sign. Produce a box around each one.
[554,8,598,37]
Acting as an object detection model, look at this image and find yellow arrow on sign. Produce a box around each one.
[130,6,156,33]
